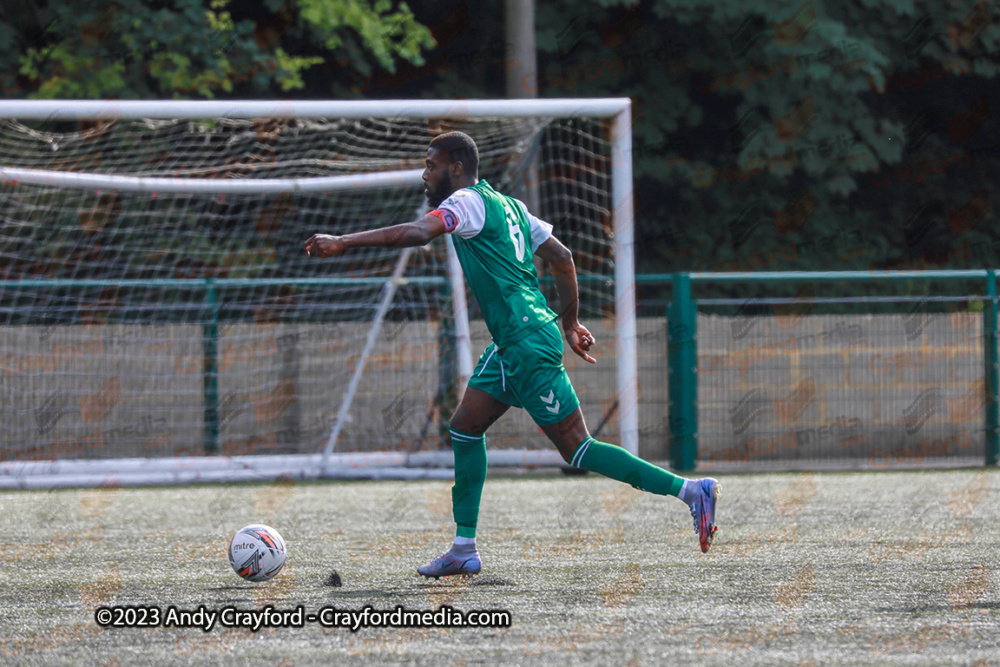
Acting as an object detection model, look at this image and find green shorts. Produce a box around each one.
[466,320,580,426]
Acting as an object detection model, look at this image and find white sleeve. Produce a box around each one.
[438,189,486,239]
[516,200,553,253]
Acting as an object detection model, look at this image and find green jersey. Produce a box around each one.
[437,180,556,349]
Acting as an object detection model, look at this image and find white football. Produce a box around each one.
[228,524,287,582]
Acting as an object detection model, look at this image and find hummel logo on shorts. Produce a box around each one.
[540,390,560,414]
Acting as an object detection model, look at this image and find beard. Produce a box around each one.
[426,172,455,208]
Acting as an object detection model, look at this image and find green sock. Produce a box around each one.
[570,436,685,497]
[450,429,487,539]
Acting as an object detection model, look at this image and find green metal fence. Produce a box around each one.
[653,270,1000,470]
[1,277,449,458]
[4,271,1000,470]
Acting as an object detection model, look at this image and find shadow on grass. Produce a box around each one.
[876,601,1000,613]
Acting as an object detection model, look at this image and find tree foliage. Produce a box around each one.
[527,0,1000,284]
[3,0,999,283]
[0,0,434,99]
[352,0,1000,288]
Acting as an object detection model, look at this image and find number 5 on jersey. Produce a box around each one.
[505,205,525,262]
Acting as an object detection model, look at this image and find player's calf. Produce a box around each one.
[562,433,722,553]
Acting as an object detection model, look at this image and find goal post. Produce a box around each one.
[612,106,638,455]
[0,98,637,488]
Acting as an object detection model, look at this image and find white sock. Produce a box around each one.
[678,479,699,506]
[450,536,477,558]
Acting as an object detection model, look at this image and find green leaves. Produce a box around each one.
[272,48,323,91]
[20,44,126,99]
[297,0,434,71]
[3,0,435,98]
[525,0,1000,274]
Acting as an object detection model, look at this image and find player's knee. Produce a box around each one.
[448,411,485,437]
[448,406,468,431]
[557,445,575,464]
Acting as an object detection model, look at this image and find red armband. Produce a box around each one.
[429,208,458,232]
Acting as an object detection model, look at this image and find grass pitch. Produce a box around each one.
[0,469,998,665]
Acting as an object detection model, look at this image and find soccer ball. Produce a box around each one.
[228,524,287,582]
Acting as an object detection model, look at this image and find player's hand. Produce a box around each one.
[304,234,346,258]
[565,322,597,364]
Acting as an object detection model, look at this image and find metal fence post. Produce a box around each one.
[986,270,999,465]
[203,279,219,455]
[668,273,697,471]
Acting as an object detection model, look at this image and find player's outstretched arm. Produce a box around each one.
[304,215,447,258]
[535,235,596,364]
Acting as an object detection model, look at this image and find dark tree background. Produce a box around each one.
[3,0,1000,289]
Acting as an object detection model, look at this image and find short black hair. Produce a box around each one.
[429,131,479,176]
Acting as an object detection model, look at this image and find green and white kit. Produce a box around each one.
[440,180,580,425]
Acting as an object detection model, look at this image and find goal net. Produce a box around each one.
[0,99,636,487]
